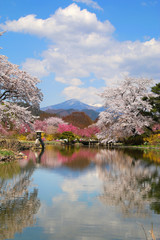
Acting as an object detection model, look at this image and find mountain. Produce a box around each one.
[41,99,104,121]
[45,108,76,117]
[41,99,103,112]
[81,109,99,121]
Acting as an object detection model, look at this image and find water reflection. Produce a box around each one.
[94,149,156,217]
[1,146,160,240]
[0,163,40,240]
[21,146,160,217]
[22,146,97,170]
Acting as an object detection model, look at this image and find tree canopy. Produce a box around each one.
[0,54,43,127]
[97,77,154,142]
[143,82,160,122]
[63,111,93,128]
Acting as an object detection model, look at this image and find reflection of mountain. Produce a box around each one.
[0,167,40,240]
[93,149,160,217]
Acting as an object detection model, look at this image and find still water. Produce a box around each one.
[0,145,160,240]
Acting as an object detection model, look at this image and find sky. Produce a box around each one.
[0,0,160,107]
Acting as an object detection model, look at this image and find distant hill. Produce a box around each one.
[45,108,99,120]
[63,112,93,128]
[41,99,103,112]
[82,109,99,121]
[39,110,57,120]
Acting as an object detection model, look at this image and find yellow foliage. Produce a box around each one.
[18,135,27,141]
[41,132,45,138]
[46,134,54,141]
[144,134,160,145]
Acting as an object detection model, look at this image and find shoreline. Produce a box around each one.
[0,139,160,163]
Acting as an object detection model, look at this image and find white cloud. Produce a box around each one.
[55,77,83,86]
[0,4,112,38]
[22,58,49,78]
[73,0,103,10]
[62,86,103,105]
[0,3,160,105]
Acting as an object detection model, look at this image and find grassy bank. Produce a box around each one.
[0,149,14,157]
[0,148,15,162]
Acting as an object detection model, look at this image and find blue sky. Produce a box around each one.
[0,0,160,107]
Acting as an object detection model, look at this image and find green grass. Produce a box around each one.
[133,144,160,149]
[0,149,14,157]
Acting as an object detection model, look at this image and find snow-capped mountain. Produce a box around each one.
[41,99,104,112]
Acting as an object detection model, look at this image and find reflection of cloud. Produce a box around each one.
[60,170,100,201]
[18,147,160,239]
[37,195,156,240]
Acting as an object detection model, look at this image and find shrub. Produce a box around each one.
[60,131,75,142]
[124,134,144,145]
[46,134,54,141]
[18,135,27,141]
[144,134,160,145]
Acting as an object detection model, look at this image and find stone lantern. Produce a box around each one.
[35,130,45,150]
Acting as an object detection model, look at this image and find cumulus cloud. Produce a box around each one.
[62,86,104,105]
[22,58,49,78]
[73,0,103,10]
[0,3,160,105]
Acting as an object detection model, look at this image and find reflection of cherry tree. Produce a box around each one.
[22,147,62,168]
[0,171,32,203]
[93,149,159,217]
[21,146,97,169]
[58,149,97,163]
[0,168,40,240]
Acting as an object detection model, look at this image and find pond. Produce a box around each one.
[0,145,160,240]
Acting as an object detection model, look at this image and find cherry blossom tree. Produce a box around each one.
[58,123,99,139]
[97,77,154,142]
[33,120,47,132]
[45,117,65,127]
[18,123,32,134]
[0,123,8,135]
[152,123,160,132]
[0,52,43,129]
[77,125,99,138]
[45,117,66,134]
[58,123,77,134]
